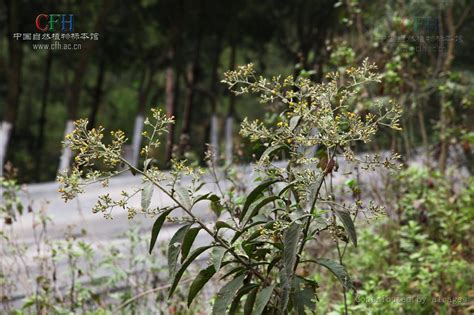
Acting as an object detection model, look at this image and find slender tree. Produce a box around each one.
[58,0,112,173]
[35,51,53,181]
[225,41,237,165]
[1,0,23,177]
[165,48,178,164]
[87,58,106,130]
[178,0,204,157]
[208,34,222,163]
[130,66,157,166]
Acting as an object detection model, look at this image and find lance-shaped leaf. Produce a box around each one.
[289,115,301,131]
[212,275,246,315]
[194,193,220,204]
[242,195,280,226]
[240,179,280,222]
[279,182,296,197]
[194,193,223,217]
[169,245,213,298]
[144,158,152,170]
[216,220,238,231]
[168,223,192,278]
[232,217,270,243]
[149,208,174,254]
[141,181,153,210]
[175,186,192,210]
[281,222,302,310]
[259,144,286,163]
[334,209,357,247]
[211,246,227,272]
[316,258,354,291]
[252,284,275,315]
[181,227,201,262]
[220,266,246,280]
[291,276,317,315]
[211,199,224,218]
[244,286,259,315]
[187,265,216,306]
[229,283,259,314]
[267,255,281,275]
[283,222,301,276]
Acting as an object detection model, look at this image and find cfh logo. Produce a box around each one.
[35,14,74,32]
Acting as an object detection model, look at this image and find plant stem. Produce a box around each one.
[120,157,269,284]
[113,278,193,312]
[336,239,348,315]
[294,146,338,272]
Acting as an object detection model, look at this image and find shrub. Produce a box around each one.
[318,168,474,314]
[58,60,402,314]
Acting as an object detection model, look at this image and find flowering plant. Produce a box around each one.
[58,60,402,314]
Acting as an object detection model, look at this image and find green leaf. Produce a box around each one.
[141,181,153,210]
[243,286,259,315]
[181,227,201,262]
[232,217,270,243]
[334,209,357,247]
[194,193,220,204]
[216,221,238,231]
[229,283,259,314]
[175,186,192,209]
[259,144,286,163]
[267,255,281,275]
[211,199,224,218]
[283,222,301,276]
[220,266,246,280]
[242,196,280,225]
[316,258,354,291]
[144,158,152,170]
[149,209,173,254]
[211,246,227,272]
[187,265,216,306]
[169,245,213,298]
[289,115,301,130]
[240,179,280,222]
[281,222,302,310]
[252,284,275,315]
[344,178,356,188]
[291,276,317,315]
[212,275,246,315]
[279,182,296,197]
[168,223,192,278]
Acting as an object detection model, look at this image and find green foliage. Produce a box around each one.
[0,176,24,224]
[317,168,474,314]
[397,168,474,247]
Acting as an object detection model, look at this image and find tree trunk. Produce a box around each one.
[224,116,234,165]
[179,34,202,157]
[438,97,449,173]
[179,1,203,157]
[58,120,75,173]
[35,51,53,181]
[1,0,23,177]
[165,49,177,164]
[179,63,196,156]
[130,68,154,167]
[58,0,111,173]
[225,42,237,165]
[417,109,429,166]
[88,58,106,129]
[438,5,456,173]
[210,116,219,161]
[208,34,222,163]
